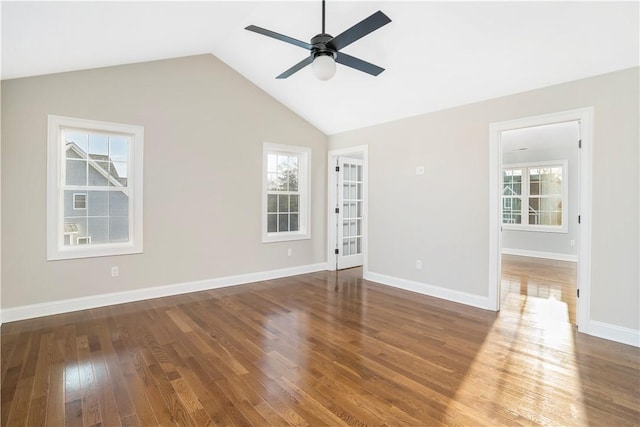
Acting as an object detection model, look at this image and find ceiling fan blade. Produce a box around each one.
[335,52,385,76]
[328,11,391,51]
[245,25,313,50]
[276,56,314,79]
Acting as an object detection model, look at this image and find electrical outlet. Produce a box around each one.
[111,266,119,277]
[287,248,292,256]
[416,166,425,175]
[416,260,422,270]
[570,240,575,246]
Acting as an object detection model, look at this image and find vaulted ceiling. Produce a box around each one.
[2,1,638,135]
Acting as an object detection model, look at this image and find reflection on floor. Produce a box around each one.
[501,254,577,324]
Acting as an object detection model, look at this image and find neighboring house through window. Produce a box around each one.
[502,160,568,233]
[262,143,310,242]
[47,115,143,259]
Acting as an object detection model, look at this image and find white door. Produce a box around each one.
[336,157,364,269]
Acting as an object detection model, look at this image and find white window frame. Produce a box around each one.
[502,160,568,233]
[262,143,311,243]
[47,115,144,260]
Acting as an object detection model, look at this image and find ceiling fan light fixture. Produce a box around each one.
[312,53,336,81]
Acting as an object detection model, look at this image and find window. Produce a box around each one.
[262,143,310,242]
[73,193,87,210]
[47,116,143,260]
[502,161,568,233]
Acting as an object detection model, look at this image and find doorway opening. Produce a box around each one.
[500,121,579,324]
[489,108,593,333]
[327,146,368,271]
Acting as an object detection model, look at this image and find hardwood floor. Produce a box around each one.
[2,261,638,426]
[501,254,577,324]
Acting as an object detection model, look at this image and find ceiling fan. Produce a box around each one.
[245,0,391,81]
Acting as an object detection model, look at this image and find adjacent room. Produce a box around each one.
[1,1,639,426]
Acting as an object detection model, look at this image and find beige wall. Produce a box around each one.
[330,67,639,331]
[1,54,327,308]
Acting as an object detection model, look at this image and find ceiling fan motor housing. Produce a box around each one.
[311,33,337,59]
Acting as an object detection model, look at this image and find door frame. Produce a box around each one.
[327,145,369,271]
[488,107,593,333]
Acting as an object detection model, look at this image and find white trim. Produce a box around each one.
[588,321,640,348]
[0,262,329,324]
[47,115,144,260]
[501,248,577,262]
[327,145,369,271]
[261,142,311,243]
[365,271,490,310]
[489,107,593,333]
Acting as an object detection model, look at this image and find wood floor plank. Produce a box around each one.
[2,257,639,426]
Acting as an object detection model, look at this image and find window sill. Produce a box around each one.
[502,225,568,234]
[262,232,310,244]
[47,242,143,261]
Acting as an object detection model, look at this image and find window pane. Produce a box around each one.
[267,214,277,232]
[290,214,299,231]
[267,194,277,213]
[530,182,540,195]
[288,156,299,192]
[65,132,89,155]
[111,162,128,187]
[64,191,86,217]
[343,239,349,255]
[277,155,289,180]
[66,159,87,185]
[109,136,129,162]
[267,154,277,173]
[88,217,108,243]
[109,191,129,216]
[277,172,288,191]
[278,214,289,232]
[278,195,289,212]
[267,173,279,191]
[109,217,129,242]
[343,221,349,237]
[63,217,87,246]
[290,195,299,213]
[89,161,110,186]
[88,191,108,216]
[88,134,109,160]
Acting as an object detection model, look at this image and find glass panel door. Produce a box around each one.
[337,157,364,269]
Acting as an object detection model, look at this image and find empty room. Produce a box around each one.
[1,1,639,426]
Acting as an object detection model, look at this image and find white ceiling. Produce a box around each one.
[2,1,638,135]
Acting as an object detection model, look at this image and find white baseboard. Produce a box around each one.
[364,270,491,310]
[587,320,640,347]
[0,262,328,324]
[502,248,577,262]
